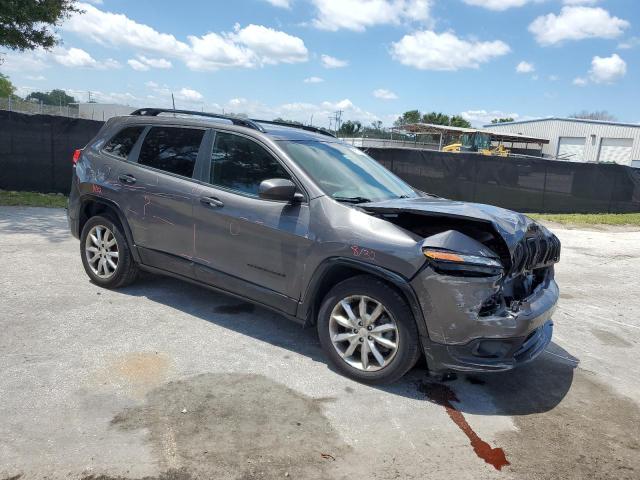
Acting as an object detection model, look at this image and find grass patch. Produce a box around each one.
[528,213,640,226]
[0,190,68,208]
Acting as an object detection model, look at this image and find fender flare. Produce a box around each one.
[297,257,430,341]
[78,194,141,264]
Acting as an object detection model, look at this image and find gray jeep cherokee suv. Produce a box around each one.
[68,108,560,384]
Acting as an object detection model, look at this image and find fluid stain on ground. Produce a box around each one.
[97,352,171,398]
[420,382,510,471]
[108,373,348,480]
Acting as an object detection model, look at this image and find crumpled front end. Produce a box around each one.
[360,197,561,373]
[412,224,561,373]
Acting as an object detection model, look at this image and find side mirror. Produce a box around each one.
[258,178,300,202]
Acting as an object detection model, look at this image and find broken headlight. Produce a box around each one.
[423,249,503,277]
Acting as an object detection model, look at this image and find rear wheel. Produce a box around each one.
[80,215,138,288]
[317,275,420,384]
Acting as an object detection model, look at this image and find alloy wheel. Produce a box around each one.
[85,225,119,279]
[328,295,399,371]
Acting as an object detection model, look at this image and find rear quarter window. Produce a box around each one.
[102,126,145,160]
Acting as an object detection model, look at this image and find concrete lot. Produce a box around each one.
[1,206,639,480]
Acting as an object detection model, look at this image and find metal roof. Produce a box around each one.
[395,122,550,145]
[483,117,640,129]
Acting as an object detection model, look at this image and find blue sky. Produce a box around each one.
[1,0,638,126]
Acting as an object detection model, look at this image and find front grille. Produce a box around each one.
[511,230,560,275]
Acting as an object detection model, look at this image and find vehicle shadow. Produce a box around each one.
[117,271,578,417]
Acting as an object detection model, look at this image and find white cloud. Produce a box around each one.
[64,3,308,71]
[231,24,308,65]
[25,75,46,81]
[373,88,398,100]
[128,55,172,71]
[618,37,640,49]
[145,81,159,88]
[311,0,432,32]
[548,74,559,81]
[589,53,626,84]
[460,110,523,127]
[563,0,598,4]
[462,0,532,11]
[53,47,120,69]
[573,77,588,86]
[127,59,149,71]
[516,61,535,73]
[138,55,172,69]
[304,76,324,83]
[175,88,204,102]
[321,54,349,68]
[0,49,49,72]
[391,30,510,71]
[529,7,629,46]
[264,0,292,7]
[218,97,380,127]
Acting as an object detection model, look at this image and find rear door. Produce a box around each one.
[116,125,208,275]
[192,130,312,313]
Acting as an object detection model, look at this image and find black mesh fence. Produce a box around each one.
[0,110,103,194]
[367,148,640,213]
[1,112,639,213]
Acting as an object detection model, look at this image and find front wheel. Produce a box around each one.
[317,275,421,384]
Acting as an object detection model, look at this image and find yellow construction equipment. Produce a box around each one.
[443,132,510,156]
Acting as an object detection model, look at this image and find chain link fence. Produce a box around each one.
[0,96,79,117]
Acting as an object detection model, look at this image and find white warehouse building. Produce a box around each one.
[484,117,640,167]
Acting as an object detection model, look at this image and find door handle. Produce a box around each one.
[118,174,137,185]
[200,196,224,208]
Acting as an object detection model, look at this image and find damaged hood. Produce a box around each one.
[361,196,535,248]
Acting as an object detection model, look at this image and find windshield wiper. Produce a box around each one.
[333,196,372,204]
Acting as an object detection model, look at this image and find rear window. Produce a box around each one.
[137,126,205,178]
[102,126,144,160]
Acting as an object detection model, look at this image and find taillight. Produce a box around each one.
[72,149,82,165]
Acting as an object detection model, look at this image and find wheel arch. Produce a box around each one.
[78,195,141,263]
[299,257,429,340]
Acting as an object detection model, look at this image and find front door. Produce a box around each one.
[193,130,312,313]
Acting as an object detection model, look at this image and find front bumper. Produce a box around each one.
[410,266,558,374]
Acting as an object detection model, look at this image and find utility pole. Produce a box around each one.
[330,110,343,136]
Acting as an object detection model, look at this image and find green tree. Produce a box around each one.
[569,110,617,121]
[450,115,472,128]
[370,120,383,131]
[490,117,514,124]
[26,89,76,106]
[0,72,16,97]
[421,112,450,125]
[273,117,303,126]
[393,110,421,126]
[0,0,81,51]
[338,120,362,136]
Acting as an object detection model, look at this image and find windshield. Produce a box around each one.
[280,141,418,203]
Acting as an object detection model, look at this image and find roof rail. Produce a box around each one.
[251,119,336,138]
[130,108,266,132]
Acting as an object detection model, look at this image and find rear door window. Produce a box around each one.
[210,131,290,196]
[102,126,144,160]
[137,126,205,178]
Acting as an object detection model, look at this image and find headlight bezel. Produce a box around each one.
[423,248,504,277]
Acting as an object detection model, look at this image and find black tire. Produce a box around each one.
[317,275,421,384]
[80,214,138,289]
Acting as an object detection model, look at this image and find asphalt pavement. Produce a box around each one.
[1,206,639,480]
